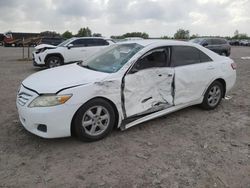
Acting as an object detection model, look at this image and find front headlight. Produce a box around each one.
[28,94,72,107]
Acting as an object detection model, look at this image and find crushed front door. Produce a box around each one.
[123,48,174,118]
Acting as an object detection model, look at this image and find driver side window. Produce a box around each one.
[134,48,167,71]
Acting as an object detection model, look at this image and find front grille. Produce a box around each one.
[17,92,33,106]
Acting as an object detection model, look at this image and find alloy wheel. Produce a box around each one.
[207,85,221,107]
[81,106,110,136]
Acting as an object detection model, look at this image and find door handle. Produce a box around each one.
[158,74,162,77]
[168,73,173,77]
[207,66,215,70]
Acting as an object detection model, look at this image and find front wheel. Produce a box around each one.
[201,81,223,110]
[46,56,63,68]
[73,99,116,142]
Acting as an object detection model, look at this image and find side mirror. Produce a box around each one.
[202,42,208,47]
[67,44,73,49]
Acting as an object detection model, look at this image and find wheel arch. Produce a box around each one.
[44,53,64,64]
[204,78,226,98]
[70,96,120,136]
[215,78,226,98]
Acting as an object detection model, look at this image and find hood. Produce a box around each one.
[35,44,57,50]
[22,64,109,93]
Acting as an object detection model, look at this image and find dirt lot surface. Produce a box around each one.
[0,46,249,188]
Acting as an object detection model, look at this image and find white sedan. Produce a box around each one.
[17,40,236,141]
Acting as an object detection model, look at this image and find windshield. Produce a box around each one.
[80,43,143,73]
[57,38,75,47]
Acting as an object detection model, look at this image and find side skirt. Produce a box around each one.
[120,98,203,130]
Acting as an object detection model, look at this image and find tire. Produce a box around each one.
[73,98,116,142]
[201,81,224,110]
[46,56,63,68]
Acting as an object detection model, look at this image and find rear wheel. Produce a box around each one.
[46,56,63,68]
[201,81,223,110]
[73,99,116,142]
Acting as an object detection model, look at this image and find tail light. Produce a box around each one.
[231,62,237,70]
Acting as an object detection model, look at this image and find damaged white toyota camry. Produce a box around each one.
[17,40,236,141]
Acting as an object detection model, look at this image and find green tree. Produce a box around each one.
[234,30,239,39]
[174,29,190,39]
[123,32,149,39]
[40,31,60,37]
[161,35,171,39]
[77,27,92,37]
[62,31,73,39]
[190,34,199,39]
[111,32,149,39]
[92,33,102,37]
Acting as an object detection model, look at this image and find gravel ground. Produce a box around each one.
[0,46,249,188]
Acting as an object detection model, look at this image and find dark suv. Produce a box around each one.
[190,38,231,56]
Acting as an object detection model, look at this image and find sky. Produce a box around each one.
[0,0,249,37]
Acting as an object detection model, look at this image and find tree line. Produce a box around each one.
[41,27,249,40]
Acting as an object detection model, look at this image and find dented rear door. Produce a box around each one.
[171,46,216,105]
[123,47,174,118]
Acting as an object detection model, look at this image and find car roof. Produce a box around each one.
[119,39,194,47]
[193,37,227,40]
[71,37,106,40]
[119,39,226,61]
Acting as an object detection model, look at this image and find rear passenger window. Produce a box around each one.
[94,39,109,46]
[200,51,213,62]
[219,39,227,44]
[171,46,200,66]
[171,46,212,67]
[85,39,109,46]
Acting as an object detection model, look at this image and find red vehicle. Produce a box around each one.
[3,32,40,47]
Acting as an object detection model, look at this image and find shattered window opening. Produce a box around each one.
[133,48,168,70]
[80,43,143,73]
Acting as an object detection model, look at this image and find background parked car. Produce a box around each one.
[190,38,231,56]
[229,40,240,46]
[33,37,115,68]
[239,40,250,46]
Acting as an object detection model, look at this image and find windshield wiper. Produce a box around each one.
[78,63,99,72]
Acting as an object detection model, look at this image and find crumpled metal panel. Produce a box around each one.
[124,68,174,117]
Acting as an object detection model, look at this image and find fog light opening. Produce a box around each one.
[37,124,47,132]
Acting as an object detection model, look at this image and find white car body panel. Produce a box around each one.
[174,62,217,105]
[35,44,56,50]
[124,67,174,117]
[32,37,113,66]
[63,46,106,62]
[18,40,236,138]
[22,64,109,93]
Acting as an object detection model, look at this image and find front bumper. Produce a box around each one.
[32,52,46,67]
[33,58,45,67]
[16,85,79,138]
